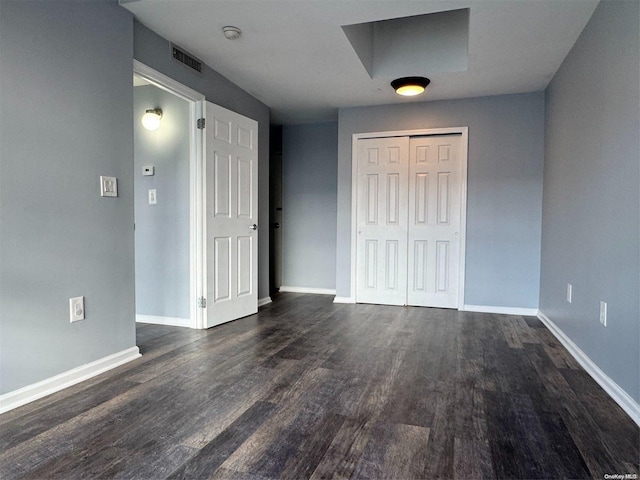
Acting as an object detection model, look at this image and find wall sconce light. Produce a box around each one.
[141,108,162,131]
[391,77,431,96]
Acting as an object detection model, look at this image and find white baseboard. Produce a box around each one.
[136,315,191,327]
[0,346,141,415]
[279,286,337,296]
[462,304,539,316]
[333,296,356,304]
[258,296,272,307]
[538,311,640,427]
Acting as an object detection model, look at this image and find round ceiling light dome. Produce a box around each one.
[391,77,431,96]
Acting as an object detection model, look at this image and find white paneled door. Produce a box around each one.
[356,134,464,308]
[407,136,462,308]
[204,102,258,328]
[356,137,410,305]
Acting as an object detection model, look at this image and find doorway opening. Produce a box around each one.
[133,61,205,329]
[269,125,283,295]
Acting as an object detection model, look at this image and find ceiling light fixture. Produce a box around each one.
[223,26,241,40]
[141,108,162,131]
[391,77,431,96]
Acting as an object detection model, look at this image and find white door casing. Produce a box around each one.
[407,135,462,308]
[352,128,467,309]
[204,102,258,328]
[355,137,409,305]
[133,60,205,329]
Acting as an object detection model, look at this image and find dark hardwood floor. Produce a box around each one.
[1,293,638,479]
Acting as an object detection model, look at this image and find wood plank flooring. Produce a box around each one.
[1,293,638,479]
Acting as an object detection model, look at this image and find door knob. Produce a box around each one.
[250,224,258,230]
[274,222,280,229]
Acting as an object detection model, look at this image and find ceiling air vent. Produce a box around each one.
[171,43,202,73]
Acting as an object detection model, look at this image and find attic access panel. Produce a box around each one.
[342,9,469,79]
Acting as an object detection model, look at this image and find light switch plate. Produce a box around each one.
[70,296,85,322]
[100,176,118,197]
[148,189,157,205]
[599,301,607,326]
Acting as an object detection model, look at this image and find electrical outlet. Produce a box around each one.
[599,301,607,326]
[567,283,572,303]
[70,296,85,323]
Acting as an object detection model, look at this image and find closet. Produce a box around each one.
[355,133,465,308]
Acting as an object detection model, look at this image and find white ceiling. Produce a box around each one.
[122,0,598,125]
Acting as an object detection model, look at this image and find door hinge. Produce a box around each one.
[197,118,205,129]
[197,297,207,308]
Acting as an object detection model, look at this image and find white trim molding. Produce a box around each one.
[134,60,205,330]
[0,347,141,415]
[463,305,539,316]
[279,286,337,296]
[133,59,204,101]
[136,315,191,328]
[258,297,272,307]
[333,296,356,304]
[538,311,640,427]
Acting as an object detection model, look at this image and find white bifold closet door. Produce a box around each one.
[356,137,410,306]
[356,134,463,308]
[406,136,462,308]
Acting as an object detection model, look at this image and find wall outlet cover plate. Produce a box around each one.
[100,176,118,197]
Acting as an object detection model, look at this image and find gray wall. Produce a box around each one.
[282,123,338,290]
[134,85,190,319]
[133,21,272,301]
[540,0,639,402]
[337,93,545,307]
[0,0,136,394]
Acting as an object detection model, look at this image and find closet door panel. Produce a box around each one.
[355,137,409,305]
[407,135,462,308]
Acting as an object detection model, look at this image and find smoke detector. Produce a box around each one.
[223,26,241,40]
